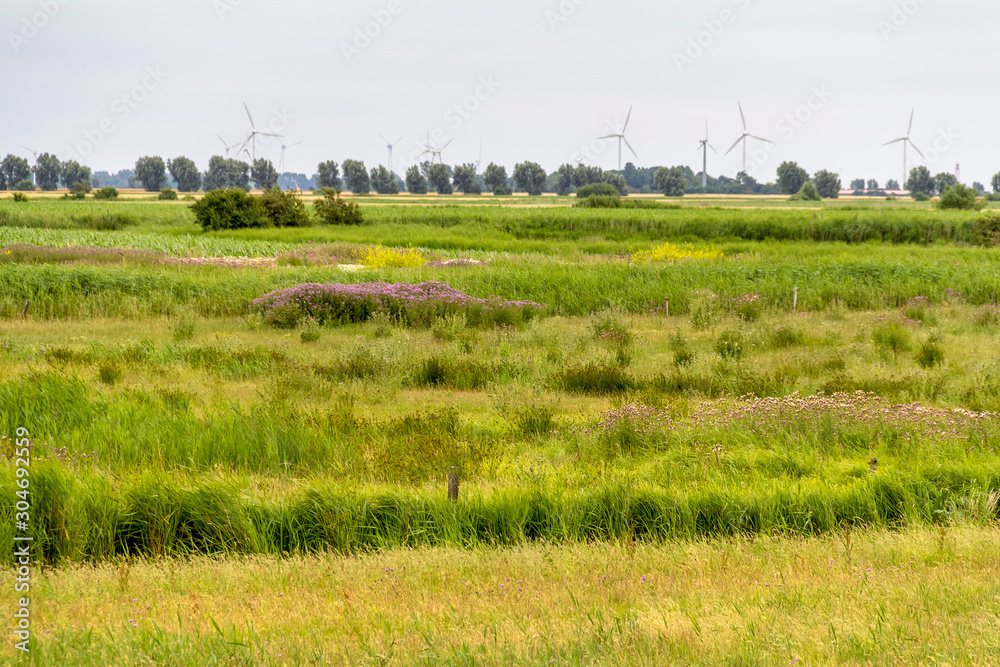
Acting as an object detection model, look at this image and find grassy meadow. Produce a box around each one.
[1,193,999,664]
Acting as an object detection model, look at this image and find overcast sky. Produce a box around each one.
[4,0,999,186]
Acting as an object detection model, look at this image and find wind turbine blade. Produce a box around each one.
[907,139,926,160]
[623,137,639,161]
[623,106,633,132]
[256,132,284,138]
[440,139,453,150]
[749,135,775,144]
[907,108,915,135]
[709,144,718,154]
[244,102,255,129]
[394,136,403,145]
[882,138,906,146]
[597,134,619,140]
[724,137,744,156]
[379,134,389,145]
[290,141,303,147]
[738,103,747,131]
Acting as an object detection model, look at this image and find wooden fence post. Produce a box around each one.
[448,467,460,502]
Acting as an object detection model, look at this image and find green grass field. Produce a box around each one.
[2,195,999,664]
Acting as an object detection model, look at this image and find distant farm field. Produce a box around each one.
[2,194,999,664]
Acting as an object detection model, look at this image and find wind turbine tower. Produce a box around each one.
[724,103,774,175]
[597,106,638,171]
[380,135,403,172]
[697,121,716,189]
[882,108,924,190]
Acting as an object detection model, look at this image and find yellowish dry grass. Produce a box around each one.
[3,526,997,665]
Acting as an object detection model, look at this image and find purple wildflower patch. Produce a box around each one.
[251,281,544,329]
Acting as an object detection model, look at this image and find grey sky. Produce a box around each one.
[4,0,998,186]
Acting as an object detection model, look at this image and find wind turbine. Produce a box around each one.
[217,135,239,159]
[419,132,452,164]
[20,146,40,185]
[882,108,925,191]
[241,102,283,162]
[475,140,483,174]
[696,121,716,189]
[379,135,403,173]
[278,140,303,173]
[597,106,638,171]
[725,103,774,174]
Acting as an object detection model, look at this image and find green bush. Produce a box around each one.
[12,192,28,203]
[972,212,1000,247]
[158,188,178,201]
[789,181,821,202]
[12,179,34,191]
[93,186,119,200]
[260,188,311,228]
[915,338,945,369]
[313,188,364,225]
[913,191,930,202]
[574,183,620,199]
[936,184,984,211]
[190,188,269,231]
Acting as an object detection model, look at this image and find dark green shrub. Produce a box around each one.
[913,191,930,202]
[62,185,86,200]
[915,339,945,369]
[93,186,119,200]
[574,182,620,199]
[190,188,269,231]
[789,181,821,202]
[158,188,178,201]
[98,362,123,386]
[314,188,364,225]
[12,192,28,203]
[12,179,34,191]
[259,188,311,227]
[972,212,1000,247]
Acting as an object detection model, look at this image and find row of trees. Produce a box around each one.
[0,153,93,191]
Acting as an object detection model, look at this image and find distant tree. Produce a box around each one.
[203,156,250,191]
[572,164,605,188]
[934,172,958,195]
[452,163,480,194]
[653,166,686,197]
[427,163,453,195]
[134,156,167,192]
[370,165,399,194]
[259,187,311,226]
[251,159,279,190]
[972,181,986,194]
[790,181,822,202]
[937,184,984,211]
[0,155,31,190]
[342,159,370,194]
[603,172,628,196]
[849,178,865,191]
[513,161,547,196]
[60,160,92,191]
[405,165,428,194]
[906,167,935,196]
[483,163,510,195]
[737,171,760,194]
[992,172,1000,194]
[316,161,341,190]
[885,179,900,190]
[314,188,363,225]
[776,161,809,195]
[33,153,62,191]
[555,164,574,196]
[867,179,879,191]
[168,157,201,192]
[813,170,841,199]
